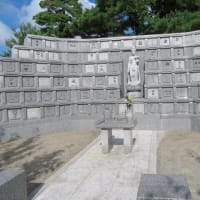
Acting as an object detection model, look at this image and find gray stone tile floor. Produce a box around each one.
[32,130,158,200]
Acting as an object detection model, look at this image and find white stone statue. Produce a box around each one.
[127,46,140,86]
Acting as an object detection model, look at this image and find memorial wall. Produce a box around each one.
[1,30,200,140]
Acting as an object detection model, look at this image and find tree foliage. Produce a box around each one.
[33,0,83,37]
[2,23,41,57]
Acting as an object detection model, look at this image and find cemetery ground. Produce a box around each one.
[157,131,200,200]
[0,130,99,195]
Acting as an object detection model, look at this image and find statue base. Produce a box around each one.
[127,84,143,98]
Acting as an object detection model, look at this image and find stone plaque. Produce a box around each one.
[147,89,159,99]
[44,106,55,117]
[49,52,59,61]
[193,59,200,70]
[38,77,51,88]
[175,73,187,84]
[112,41,120,48]
[88,53,97,62]
[8,109,21,120]
[94,90,105,99]
[160,37,170,46]
[70,90,80,101]
[89,42,98,50]
[95,76,105,86]
[82,77,94,87]
[99,52,109,60]
[3,62,16,73]
[0,76,3,88]
[78,104,90,114]
[6,93,20,104]
[60,105,71,116]
[160,49,171,58]
[162,88,174,99]
[50,65,63,74]
[124,40,133,47]
[97,64,107,73]
[174,60,185,70]
[147,38,158,46]
[191,73,200,82]
[68,53,77,62]
[173,37,183,45]
[68,42,78,50]
[176,88,188,99]
[81,90,90,99]
[176,103,189,113]
[174,48,184,57]
[110,52,121,61]
[146,74,159,85]
[19,50,30,59]
[193,47,200,56]
[109,63,121,73]
[101,42,110,49]
[36,64,48,73]
[57,91,69,101]
[54,77,64,87]
[5,77,18,88]
[146,61,159,71]
[32,39,42,48]
[46,40,56,49]
[136,40,145,47]
[68,78,79,88]
[21,63,33,73]
[68,65,77,74]
[147,104,159,113]
[27,108,41,119]
[160,74,172,85]
[108,76,119,87]
[25,92,37,103]
[147,49,157,58]
[161,103,174,114]
[85,64,95,74]
[34,51,46,60]
[22,77,34,87]
[42,92,53,102]
[107,89,119,99]
[160,60,172,71]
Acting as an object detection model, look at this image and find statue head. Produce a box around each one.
[131,46,136,55]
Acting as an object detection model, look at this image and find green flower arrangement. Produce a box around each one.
[126,96,133,109]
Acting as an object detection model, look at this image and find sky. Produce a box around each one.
[0,0,96,55]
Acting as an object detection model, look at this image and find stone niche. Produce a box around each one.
[53,77,64,87]
[80,90,91,100]
[107,89,120,99]
[190,73,200,82]
[108,76,119,87]
[95,76,105,87]
[174,60,185,70]
[160,49,171,58]
[22,77,35,88]
[145,61,159,71]
[19,50,30,59]
[5,77,18,88]
[100,41,110,49]
[192,59,200,70]
[193,46,200,56]
[49,52,59,61]
[82,77,94,88]
[21,63,33,74]
[160,60,172,71]
[6,92,20,104]
[68,78,79,88]
[174,73,187,85]
[135,39,145,48]
[38,77,51,88]
[97,64,107,73]
[174,48,184,57]
[88,53,97,62]
[93,90,105,100]
[85,64,95,74]
[147,38,158,47]
[27,107,41,119]
[147,88,159,99]
[70,90,80,101]
[3,62,17,73]
[173,36,183,45]
[8,109,22,120]
[34,51,46,60]
[99,52,109,61]
[159,74,172,85]
[146,74,159,86]
[50,64,63,74]
[161,88,174,99]
[147,49,157,59]
[176,87,188,99]
[160,37,170,46]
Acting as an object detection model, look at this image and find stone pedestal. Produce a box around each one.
[124,129,133,154]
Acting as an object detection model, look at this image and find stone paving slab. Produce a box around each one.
[32,130,159,200]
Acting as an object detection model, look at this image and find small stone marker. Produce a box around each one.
[137,174,192,200]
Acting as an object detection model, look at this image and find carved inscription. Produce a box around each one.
[97,64,107,73]
[25,92,37,103]
[68,42,78,50]
[6,93,20,103]
[21,63,33,73]
[162,88,173,99]
[8,109,21,120]
[57,91,69,101]
[32,39,42,48]
[23,77,34,87]
[54,77,64,87]
[108,76,119,86]
[27,108,41,119]
[147,89,159,99]
[5,77,18,88]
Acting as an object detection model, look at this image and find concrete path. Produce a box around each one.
[32,130,158,200]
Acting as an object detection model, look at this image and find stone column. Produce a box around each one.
[101,129,112,153]
[124,128,133,154]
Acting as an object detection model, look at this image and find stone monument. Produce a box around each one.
[127,46,143,98]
